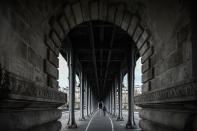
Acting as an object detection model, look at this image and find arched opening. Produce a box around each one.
[134,57,142,96]
[58,20,143,129]
[63,20,137,100]
[46,2,153,129]
[0,0,193,131]
[58,54,69,110]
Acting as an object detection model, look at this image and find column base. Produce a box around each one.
[66,123,77,129]
[86,115,90,119]
[112,114,116,118]
[126,122,136,129]
[116,116,124,121]
[79,117,86,121]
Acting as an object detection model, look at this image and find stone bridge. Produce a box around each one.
[0,0,196,131]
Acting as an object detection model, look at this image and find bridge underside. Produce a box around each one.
[0,0,196,131]
[62,21,137,100]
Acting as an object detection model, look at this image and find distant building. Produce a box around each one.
[122,86,128,110]
[59,84,81,109]
[134,85,142,96]
[122,84,142,110]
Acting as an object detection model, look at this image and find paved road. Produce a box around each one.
[85,110,113,131]
[59,109,141,131]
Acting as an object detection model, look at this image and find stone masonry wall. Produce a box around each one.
[0,1,62,88]
[138,0,192,91]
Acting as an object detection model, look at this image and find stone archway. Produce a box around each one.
[44,1,155,129]
[0,0,194,130]
[44,0,154,94]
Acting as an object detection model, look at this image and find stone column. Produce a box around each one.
[111,86,114,114]
[91,90,94,112]
[79,71,85,121]
[111,89,113,114]
[113,82,116,117]
[120,73,124,119]
[89,86,92,115]
[109,90,112,114]
[67,49,77,128]
[91,88,94,113]
[86,81,89,117]
[117,73,124,121]
[126,49,136,129]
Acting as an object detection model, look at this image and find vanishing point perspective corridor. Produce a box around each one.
[0,0,196,131]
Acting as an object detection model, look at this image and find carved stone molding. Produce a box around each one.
[134,81,197,105]
[0,67,66,104]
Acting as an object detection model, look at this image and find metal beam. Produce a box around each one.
[77,49,124,52]
[79,59,122,62]
[87,79,114,81]
[75,43,128,50]
[103,26,116,89]
[89,22,100,98]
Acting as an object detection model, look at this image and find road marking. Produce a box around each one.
[85,110,99,131]
[108,115,114,131]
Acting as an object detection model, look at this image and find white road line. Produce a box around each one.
[85,110,99,131]
[108,115,114,131]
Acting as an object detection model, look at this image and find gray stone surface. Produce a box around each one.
[45,60,58,79]
[72,2,84,24]
[0,109,62,131]
[0,1,195,131]
[64,5,76,29]
[121,12,132,31]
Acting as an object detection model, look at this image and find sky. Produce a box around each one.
[58,54,142,88]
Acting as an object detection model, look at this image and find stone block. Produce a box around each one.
[142,47,153,64]
[115,5,125,26]
[28,47,43,70]
[137,30,149,50]
[59,15,70,34]
[45,37,59,56]
[139,109,194,130]
[16,41,28,59]
[133,26,143,43]
[53,21,65,41]
[121,12,132,31]
[44,60,58,79]
[166,50,184,70]
[33,68,47,87]
[90,1,99,20]
[139,42,149,56]
[139,119,178,131]
[28,121,61,131]
[81,1,90,22]
[142,58,150,73]
[128,15,139,36]
[29,34,47,59]
[142,68,154,83]
[0,110,62,131]
[48,76,58,89]
[48,49,59,68]
[150,78,158,91]
[99,1,107,21]
[72,2,83,24]
[142,81,150,92]
[107,5,116,23]
[50,31,61,48]
[64,5,76,29]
